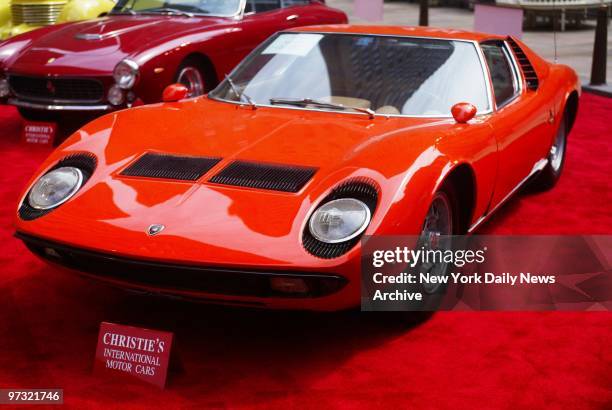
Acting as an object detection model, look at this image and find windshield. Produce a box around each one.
[210,33,491,116]
[112,0,242,16]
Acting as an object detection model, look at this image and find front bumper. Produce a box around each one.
[17,232,356,311]
[8,98,112,112]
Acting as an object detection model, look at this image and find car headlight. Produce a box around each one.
[308,198,371,243]
[28,167,83,210]
[0,77,10,98]
[113,59,139,89]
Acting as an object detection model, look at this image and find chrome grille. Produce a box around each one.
[11,2,67,26]
[9,75,105,103]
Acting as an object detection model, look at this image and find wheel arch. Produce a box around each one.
[435,162,477,234]
[178,52,219,92]
[564,90,579,133]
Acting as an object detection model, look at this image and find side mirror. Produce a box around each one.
[162,83,189,102]
[451,102,477,123]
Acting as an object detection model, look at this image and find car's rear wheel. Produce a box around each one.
[176,59,206,98]
[532,113,568,190]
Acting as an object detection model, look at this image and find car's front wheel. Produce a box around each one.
[176,59,206,98]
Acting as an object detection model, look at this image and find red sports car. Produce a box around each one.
[14,26,580,311]
[0,0,346,122]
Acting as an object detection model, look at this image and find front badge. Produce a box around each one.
[147,224,165,236]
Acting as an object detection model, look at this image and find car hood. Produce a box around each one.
[18,99,452,267]
[6,15,230,75]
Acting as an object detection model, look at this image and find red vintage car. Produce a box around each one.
[0,0,346,122]
[14,26,580,311]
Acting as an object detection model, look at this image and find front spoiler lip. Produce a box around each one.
[8,98,113,111]
[15,231,349,300]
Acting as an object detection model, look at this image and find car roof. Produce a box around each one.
[289,24,505,42]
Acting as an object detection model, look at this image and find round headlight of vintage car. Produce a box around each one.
[113,59,139,89]
[28,167,83,210]
[0,77,10,98]
[107,85,125,106]
[308,198,371,244]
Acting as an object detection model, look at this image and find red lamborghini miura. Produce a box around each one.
[15,26,580,310]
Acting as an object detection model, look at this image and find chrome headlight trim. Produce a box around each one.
[28,166,84,210]
[308,198,372,244]
[113,59,140,90]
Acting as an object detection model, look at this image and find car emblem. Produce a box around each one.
[147,224,165,236]
[46,80,56,95]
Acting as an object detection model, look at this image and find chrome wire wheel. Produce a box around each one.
[419,192,453,294]
[177,66,205,97]
[549,116,567,173]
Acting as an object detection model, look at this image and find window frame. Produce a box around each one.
[480,39,523,110]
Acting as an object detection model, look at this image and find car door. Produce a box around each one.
[242,0,293,38]
[209,1,288,79]
[482,40,551,207]
[278,0,342,27]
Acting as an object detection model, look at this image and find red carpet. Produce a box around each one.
[0,95,611,409]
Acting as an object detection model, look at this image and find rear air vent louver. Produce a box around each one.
[303,179,379,259]
[209,161,317,193]
[121,153,221,181]
[19,153,97,221]
[507,37,539,91]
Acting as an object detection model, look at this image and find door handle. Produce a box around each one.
[286,14,299,21]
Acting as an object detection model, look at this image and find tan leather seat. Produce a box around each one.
[375,106,401,115]
[323,96,372,109]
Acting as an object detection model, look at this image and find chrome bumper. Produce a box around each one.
[8,98,112,112]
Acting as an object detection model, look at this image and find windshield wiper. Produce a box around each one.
[269,97,375,119]
[225,74,257,110]
[142,7,194,17]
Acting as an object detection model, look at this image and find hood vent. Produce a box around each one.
[209,161,317,193]
[121,153,221,181]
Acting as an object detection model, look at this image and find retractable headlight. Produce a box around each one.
[0,77,10,98]
[308,198,371,244]
[28,167,83,210]
[113,59,139,89]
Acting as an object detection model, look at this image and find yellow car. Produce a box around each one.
[0,0,115,40]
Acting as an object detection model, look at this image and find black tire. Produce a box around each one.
[418,182,460,309]
[175,56,214,98]
[18,107,59,122]
[394,181,460,316]
[531,113,568,191]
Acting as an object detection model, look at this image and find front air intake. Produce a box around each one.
[121,153,221,181]
[507,37,539,91]
[209,161,317,193]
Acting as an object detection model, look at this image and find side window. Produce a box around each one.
[245,0,282,13]
[481,42,518,108]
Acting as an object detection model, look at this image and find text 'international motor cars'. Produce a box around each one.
[15,26,580,311]
[0,0,346,124]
